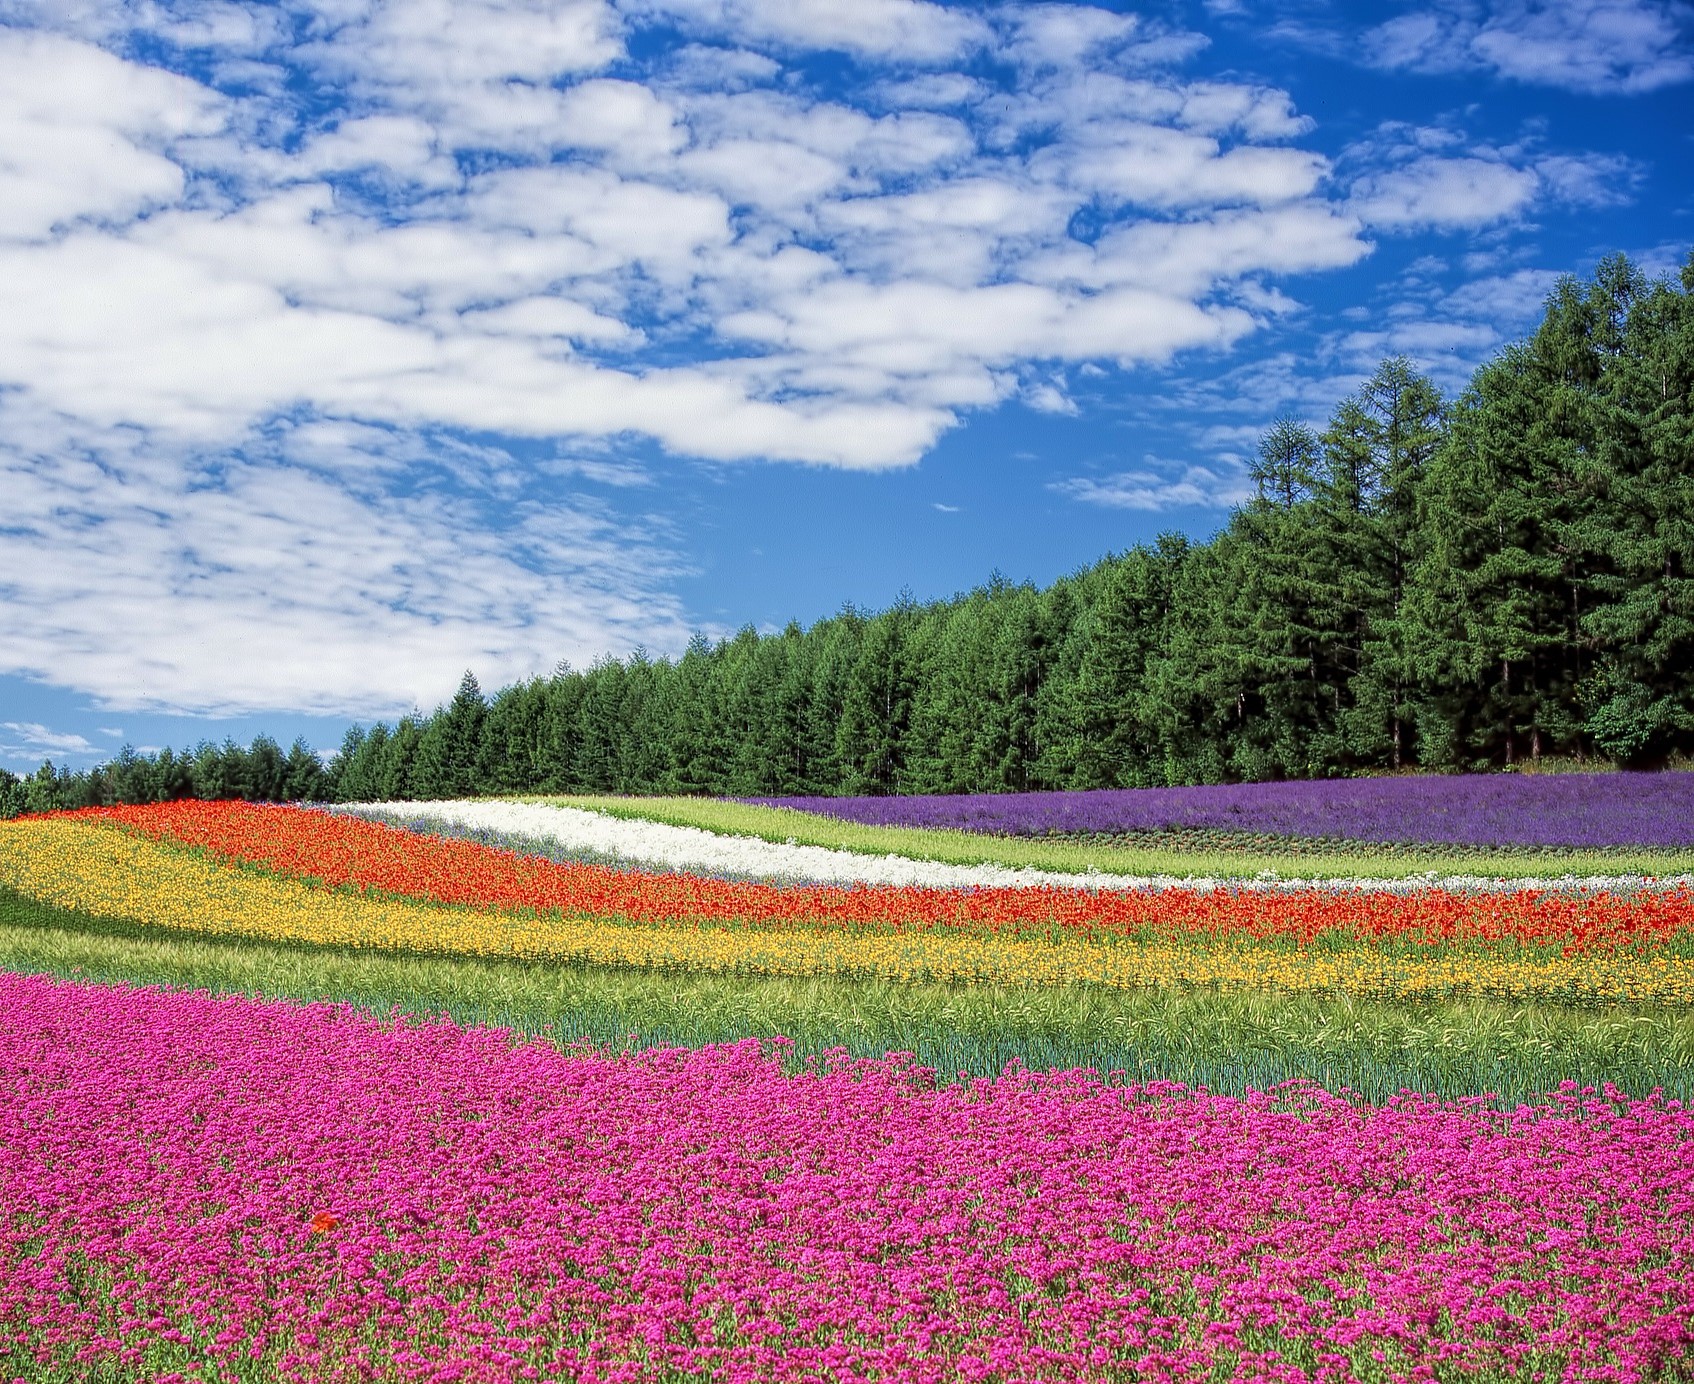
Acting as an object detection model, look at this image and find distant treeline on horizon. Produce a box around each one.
[7,251,1692,818]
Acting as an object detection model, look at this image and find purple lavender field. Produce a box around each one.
[747,772,1694,850]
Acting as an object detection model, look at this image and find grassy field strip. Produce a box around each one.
[534,793,1694,883]
[5,889,1692,1104]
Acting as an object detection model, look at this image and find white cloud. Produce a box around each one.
[552,78,688,163]
[293,114,455,185]
[0,15,1356,481]
[1175,82,1314,140]
[1001,4,1144,69]
[0,405,695,716]
[463,164,732,277]
[1023,379,1078,415]
[1478,0,1694,91]
[1039,204,1370,297]
[1363,11,1461,71]
[1534,151,1644,206]
[1337,318,1502,375]
[1438,267,1564,324]
[0,722,98,756]
[621,0,990,62]
[544,454,655,486]
[873,73,986,108]
[307,0,626,131]
[660,43,781,90]
[0,28,224,240]
[1364,0,1694,93]
[1051,460,1254,511]
[1347,136,1645,234]
[720,278,1255,385]
[1036,121,1327,210]
[461,296,644,345]
[1350,155,1541,230]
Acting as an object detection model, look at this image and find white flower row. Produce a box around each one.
[336,799,1689,895]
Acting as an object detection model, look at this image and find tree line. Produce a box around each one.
[7,251,1691,816]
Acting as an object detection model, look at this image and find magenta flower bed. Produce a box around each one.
[3,975,1691,1383]
[748,771,1694,849]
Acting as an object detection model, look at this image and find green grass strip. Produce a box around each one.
[4,887,1690,1105]
[530,794,1694,882]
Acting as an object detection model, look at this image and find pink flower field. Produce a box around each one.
[2,973,1691,1383]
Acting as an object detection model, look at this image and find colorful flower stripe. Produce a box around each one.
[65,801,1694,953]
[350,797,1690,893]
[5,973,1693,1383]
[7,816,1694,1002]
[752,770,1694,849]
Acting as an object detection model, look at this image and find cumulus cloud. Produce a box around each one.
[1363,0,1694,93]
[1000,4,1145,69]
[1347,132,1647,233]
[0,402,696,716]
[0,10,1367,479]
[621,0,990,62]
[0,28,224,239]
[1051,460,1254,512]
[1351,155,1541,230]
[0,722,97,757]
[1534,151,1645,206]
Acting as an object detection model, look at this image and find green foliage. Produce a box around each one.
[411,671,486,798]
[5,736,331,814]
[0,769,23,820]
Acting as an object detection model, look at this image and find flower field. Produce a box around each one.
[2,786,1693,1380]
[6,974,1694,1384]
[751,771,1694,850]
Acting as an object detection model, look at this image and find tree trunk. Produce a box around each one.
[1502,658,1514,766]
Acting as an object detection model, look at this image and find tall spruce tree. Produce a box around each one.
[1335,358,1445,768]
[1579,252,1694,762]
[1412,360,1587,765]
[412,671,487,798]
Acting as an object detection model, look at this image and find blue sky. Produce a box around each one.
[1,0,1690,769]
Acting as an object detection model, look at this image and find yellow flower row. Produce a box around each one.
[5,816,1693,1005]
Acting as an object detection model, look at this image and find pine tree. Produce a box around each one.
[1579,252,1694,762]
[412,672,486,799]
[1066,540,1184,787]
[1340,358,1445,768]
[837,592,918,794]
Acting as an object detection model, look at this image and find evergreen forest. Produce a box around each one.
[7,251,1692,815]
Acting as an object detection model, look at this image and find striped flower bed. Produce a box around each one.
[344,798,1694,893]
[3,803,1693,1003]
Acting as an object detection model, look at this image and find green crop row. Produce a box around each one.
[5,888,1690,1105]
[533,794,1694,882]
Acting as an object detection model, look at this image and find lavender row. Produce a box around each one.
[749,771,1694,849]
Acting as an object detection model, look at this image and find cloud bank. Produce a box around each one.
[0,0,1668,716]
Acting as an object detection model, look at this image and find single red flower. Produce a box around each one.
[308,1211,341,1234]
